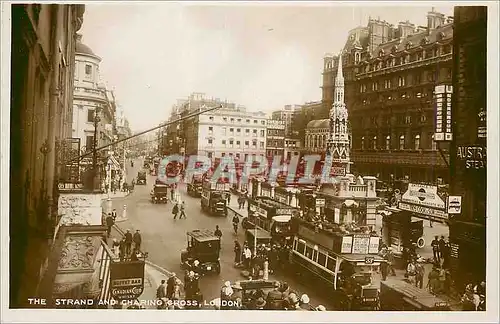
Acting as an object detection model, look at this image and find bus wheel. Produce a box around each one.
[416,237,425,248]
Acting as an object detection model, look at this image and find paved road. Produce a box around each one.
[108,159,336,309]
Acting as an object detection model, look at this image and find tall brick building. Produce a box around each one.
[324,9,454,183]
[448,6,487,290]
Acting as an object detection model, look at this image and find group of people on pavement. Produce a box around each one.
[155,273,189,310]
[461,280,486,311]
[233,240,290,277]
[430,235,451,269]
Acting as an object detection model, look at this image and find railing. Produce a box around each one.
[349,184,367,192]
[98,238,117,303]
[74,86,107,101]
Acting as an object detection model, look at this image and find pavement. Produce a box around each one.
[106,158,462,311]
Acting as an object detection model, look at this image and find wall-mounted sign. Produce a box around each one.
[434,85,453,142]
[447,196,462,214]
[456,145,486,170]
[398,202,448,220]
[275,193,288,204]
[352,235,370,254]
[315,198,326,207]
[110,260,145,301]
[330,166,346,177]
[401,183,445,209]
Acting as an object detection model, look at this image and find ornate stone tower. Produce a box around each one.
[327,53,351,174]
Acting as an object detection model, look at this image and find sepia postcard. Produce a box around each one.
[1,1,498,323]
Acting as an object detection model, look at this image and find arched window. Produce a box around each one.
[399,135,405,150]
[372,136,377,150]
[414,134,420,150]
[385,135,391,150]
[355,52,360,63]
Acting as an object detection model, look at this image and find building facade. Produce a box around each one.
[266,119,285,158]
[448,6,487,290]
[305,119,329,153]
[9,4,85,307]
[329,9,453,183]
[290,101,325,144]
[271,104,301,137]
[284,138,302,161]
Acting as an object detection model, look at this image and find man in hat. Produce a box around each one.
[266,281,283,310]
[431,236,440,264]
[167,273,177,298]
[124,229,133,257]
[299,294,311,311]
[315,305,326,311]
[105,213,114,238]
[156,279,167,308]
[254,297,266,310]
[133,229,142,252]
[415,258,425,289]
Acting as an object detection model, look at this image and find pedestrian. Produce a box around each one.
[179,201,187,219]
[438,235,446,260]
[242,195,246,208]
[172,202,179,220]
[415,258,425,289]
[124,229,133,258]
[170,187,175,201]
[156,279,167,309]
[214,225,222,238]
[380,260,388,281]
[386,248,396,276]
[232,214,240,234]
[265,281,283,310]
[112,238,120,256]
[406,259,416,285]
[166,273,177,298]
[461,284,477,311]
[299,294,311,311]
[112,209,117,222]
[227,193,231,205]
[431,236,440,264]
[243,246,252,270]
[118,237,126,261]
[234,240,242,265]
[105,213,114,237]
[133,229,142,252]
[427,266,440,294]
[105,183,109,193]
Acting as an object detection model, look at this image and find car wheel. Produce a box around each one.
[416,237,425,249]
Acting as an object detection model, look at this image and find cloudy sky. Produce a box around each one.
[79,2,454,132]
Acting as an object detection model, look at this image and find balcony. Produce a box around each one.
[74,86,107,103]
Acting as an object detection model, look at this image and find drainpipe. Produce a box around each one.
[46,4,62,227]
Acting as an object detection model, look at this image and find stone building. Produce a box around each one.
[9,4,85,307]
[266,119,286,158]
[304,119,329,153]
[448,6,487,290]
[271,104,301,137]
[324,9,453,183]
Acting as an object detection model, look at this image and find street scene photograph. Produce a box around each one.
[2,1,498,323]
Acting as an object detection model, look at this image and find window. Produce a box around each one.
[317,252,327,267]
[405,115,412,124]
[305,246,313,259]
[237,128,241,133]
[229,140,234,147]
[223,117,227,122]
[230,128,234,134]
[399,135,405,150]
[252,140,257,147]
[253,129,257,137]
[414,134,420,150]
[209,116,214,121]
[260,141,265,148]
[326,256,336,271]
[87,109,95,122]
[398,76,406,87]
[236,153,240,159]
[372,136,377,150]
[85,135,94,149]
[230,118,234,123]
[245,141,249,148]
[296,241,306,254]
[222,140,226,146]
[221,127,226,135]
[236,140,241,147]
[246,129,250,134]
[260,130,265,137]
[361,136,365,150]
[207,152,213,159]
[85,64,92,76]
[246,119,250,123]
[385,135,391,150]
[208,126,213,134]
[253,120,258,124]
[222,152,226,157]
[261,121,265,125]
[208,139,213,145]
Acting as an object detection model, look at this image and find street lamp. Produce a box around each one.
[92,107,102,191]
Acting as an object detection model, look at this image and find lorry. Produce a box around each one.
[200,180,231,216]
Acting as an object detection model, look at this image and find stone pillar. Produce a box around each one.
[363,176,377,198]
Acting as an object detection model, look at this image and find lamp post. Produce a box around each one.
[92,108,101,191]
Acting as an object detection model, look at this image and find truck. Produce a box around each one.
[200,180,231,216]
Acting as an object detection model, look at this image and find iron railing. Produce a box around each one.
[98,238,118,303]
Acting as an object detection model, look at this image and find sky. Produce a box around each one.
[79,2,454,132]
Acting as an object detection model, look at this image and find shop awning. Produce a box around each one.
[107,155,121,170]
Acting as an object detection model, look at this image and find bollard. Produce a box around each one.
[263,261,269,280]
[107,198,112,214]
[122,204,127,219]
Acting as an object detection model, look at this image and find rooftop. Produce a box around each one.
[306,119,329,129]
[75,34,99,58]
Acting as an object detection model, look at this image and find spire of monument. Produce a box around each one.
[335,52,344,86]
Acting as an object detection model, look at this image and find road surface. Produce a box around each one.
[108,158,336,309]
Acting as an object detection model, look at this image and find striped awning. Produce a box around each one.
[107,155,121,170]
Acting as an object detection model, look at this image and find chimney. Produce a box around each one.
[427,8,446,31]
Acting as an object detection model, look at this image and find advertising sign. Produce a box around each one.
[368,236,380,254]
[276,208,294,215]
[275,193,288,204]
[351,234,370,254]
[434,85,453,142]
[398,202,448,220]
[110,260,145,301]
[315,198,326,207]
[330,166,346,177]
[341,236,353,253]
[447,196,462,214]
[401,183,445,209]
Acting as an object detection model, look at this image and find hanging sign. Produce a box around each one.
[401,183,445,209]
[110,260,145,301]
[434,85,453,142]
[447,196,462,214]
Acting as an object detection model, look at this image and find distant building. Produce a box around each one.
[290,101,324,143]
[335,9,453,183]
[305,119,329,153]
[271,104,301,137]
[266,119,286,158]
[284,138,302,161]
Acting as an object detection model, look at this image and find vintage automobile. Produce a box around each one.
[187,176,203,198]
[245,228,272,251]
[150,183,169,203]
[201,181,230,216]
[181,230,221,275]
[137,171,147,185]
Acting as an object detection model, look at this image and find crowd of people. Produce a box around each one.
[106,228,143,262]
[233,240,291,277]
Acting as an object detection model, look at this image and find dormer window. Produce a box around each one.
[437,32,445,41]
[391,45,398,54]
[420,37,429,46]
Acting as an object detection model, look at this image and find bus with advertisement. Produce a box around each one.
[289,217,385,310]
